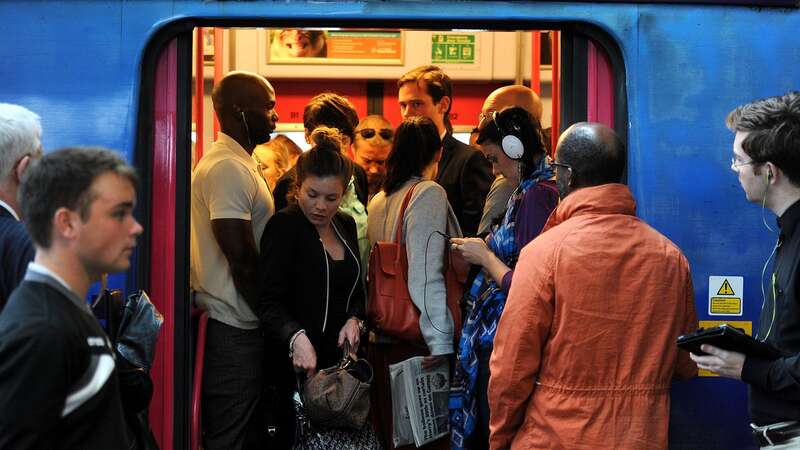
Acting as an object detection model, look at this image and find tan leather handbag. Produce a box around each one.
[367,182,467,345]
[301,341,372,430]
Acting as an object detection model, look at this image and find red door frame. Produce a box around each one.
[150,38,178,450]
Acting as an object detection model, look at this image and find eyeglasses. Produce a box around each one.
[551,161,573,172]
[357,128,393,141]
[730,157,757,171]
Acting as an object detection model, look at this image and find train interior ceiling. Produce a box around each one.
[189,26,615,164]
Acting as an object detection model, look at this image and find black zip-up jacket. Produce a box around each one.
[742,199,800,425]
[0,270,131,449]
[257,204,365,351]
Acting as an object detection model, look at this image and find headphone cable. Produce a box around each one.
[758,235,781,341]
[421,230,453,336]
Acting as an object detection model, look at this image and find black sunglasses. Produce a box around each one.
[358,128,393,140]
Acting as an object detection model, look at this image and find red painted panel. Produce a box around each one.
[383,80,506,130]
[531,31,542,95]
[269,80,368,127]
[550,31,561,155]
[587,40,615,128]
[194,28,204,166]
[213,27,224,140]
[150,39,178,450]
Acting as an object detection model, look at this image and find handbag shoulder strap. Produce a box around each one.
[393,181,422,245]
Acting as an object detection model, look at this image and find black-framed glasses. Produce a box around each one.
[730,157,756,171]
[357,128,393,140]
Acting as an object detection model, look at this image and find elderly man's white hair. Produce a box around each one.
[0,103,42,182]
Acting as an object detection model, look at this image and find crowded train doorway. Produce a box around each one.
[140,22,625,450]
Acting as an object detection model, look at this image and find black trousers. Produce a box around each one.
[202,319,265,450]
[466,346,491,450]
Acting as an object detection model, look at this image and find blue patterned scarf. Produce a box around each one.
[449,158,553,449]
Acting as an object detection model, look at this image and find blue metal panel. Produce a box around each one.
[1,2,798,448]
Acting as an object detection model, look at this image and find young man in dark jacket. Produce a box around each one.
[692,92,800,449]
[0,147,142,449]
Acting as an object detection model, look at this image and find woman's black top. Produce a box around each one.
[317,251,358,368]
[257,204,365,370]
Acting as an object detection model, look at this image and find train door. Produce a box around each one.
[136,30,194,450]
[140,21,627,450]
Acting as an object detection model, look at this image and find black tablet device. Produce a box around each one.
[676,324,785,360]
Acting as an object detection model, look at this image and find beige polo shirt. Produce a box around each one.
[190,132,274,329]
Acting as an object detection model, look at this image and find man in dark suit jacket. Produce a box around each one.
[0,103,41,312]
[397,65,493,236]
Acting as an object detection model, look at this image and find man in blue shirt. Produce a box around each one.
[0,103,41,312]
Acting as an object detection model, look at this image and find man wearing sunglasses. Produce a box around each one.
[353,115,393,199]
[692,92,800,449]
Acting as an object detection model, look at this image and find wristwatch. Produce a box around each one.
[352,316,367,335]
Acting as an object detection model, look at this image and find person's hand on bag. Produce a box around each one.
[292,333,317,377]
[338,317,361,354]
[450,237,491,266]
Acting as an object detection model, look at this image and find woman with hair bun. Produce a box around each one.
[257,127,368,444]
[272,93,372,272]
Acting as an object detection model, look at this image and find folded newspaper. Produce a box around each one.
[389,356,450,447]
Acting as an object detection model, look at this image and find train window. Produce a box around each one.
[190,26,625,166]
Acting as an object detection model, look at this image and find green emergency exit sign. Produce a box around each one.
[431,34,475,64]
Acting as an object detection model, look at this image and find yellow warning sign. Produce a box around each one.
[696,320,752,377]
[717,279,735,295]
[709,297,742,315]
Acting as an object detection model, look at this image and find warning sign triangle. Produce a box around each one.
[717,279,735,296]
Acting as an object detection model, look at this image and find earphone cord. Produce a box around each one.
[762,177,774,232]
[758,235,781,341]
[240,111,253,149]
[422,230,452,336]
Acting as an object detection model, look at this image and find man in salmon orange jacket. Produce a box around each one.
[488,122,698,450]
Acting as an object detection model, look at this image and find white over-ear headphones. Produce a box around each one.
[492,110,525,160]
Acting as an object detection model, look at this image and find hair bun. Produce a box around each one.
[309,126,344,153]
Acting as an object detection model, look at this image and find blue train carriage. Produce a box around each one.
[1,1,799,449]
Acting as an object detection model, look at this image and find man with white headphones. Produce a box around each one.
[693,91,800,449]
